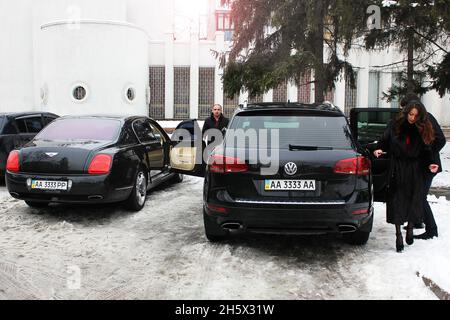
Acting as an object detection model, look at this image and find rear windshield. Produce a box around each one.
[228,113,354,149]
[35,118,121,142]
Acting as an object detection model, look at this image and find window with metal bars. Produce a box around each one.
[345,72,358,116]
[149,67,165,120]
[248,94,264,104]
[73,86,87,101]
[174,67,190,119]
[199,68,215,119]
[223,91,239,118]
[272,82,288,102]
[297,72,311,104]
[391,72,402,109]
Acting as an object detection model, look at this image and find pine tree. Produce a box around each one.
[365,0,450,100]
[220,0,371,103]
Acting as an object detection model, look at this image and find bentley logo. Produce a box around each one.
[45,153,58,158]
[284,162,298,176]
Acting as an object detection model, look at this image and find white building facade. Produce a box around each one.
[0,0,449,125]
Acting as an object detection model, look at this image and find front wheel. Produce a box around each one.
[125,170,147,211]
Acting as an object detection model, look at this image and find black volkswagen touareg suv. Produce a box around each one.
[170,103,385,245]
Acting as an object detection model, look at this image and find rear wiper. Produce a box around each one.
[289,145,334,151]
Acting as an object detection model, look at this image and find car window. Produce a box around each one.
[149,123,165,144]
[15,119,28,134]
[1,118,17,135]
[133,120,158,144]
[23,117,44,133]
[355,110,399,145]
[43,116,58,126]
[120,126,139,145]
[228,113,354,149]
[35,118,121,142]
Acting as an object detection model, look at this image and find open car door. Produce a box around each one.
[350,108,400,202]
[169,119,206,177]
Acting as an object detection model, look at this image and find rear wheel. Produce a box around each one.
[343,230,371,245]
[25,201,49,209]
[343,215,373,245]
[125,169,147,211]
[172,173,184,183]
[203,209,229,242]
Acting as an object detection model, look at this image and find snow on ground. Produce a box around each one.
[433,143,450,188]
[0,176,449,300]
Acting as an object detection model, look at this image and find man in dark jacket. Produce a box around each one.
[202,104,229,145]
[400,94,447,239]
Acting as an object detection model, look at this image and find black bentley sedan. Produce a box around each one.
[5,115,182,211]
[169,103,400,245]
[0,112,59,178]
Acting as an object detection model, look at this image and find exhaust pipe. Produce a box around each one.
[338,225,357,234]
[222,223,243,230]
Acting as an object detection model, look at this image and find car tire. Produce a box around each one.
[125,169,147,212]
[25,201,49,208]
[172,173,184,183]
[203,209,229,242]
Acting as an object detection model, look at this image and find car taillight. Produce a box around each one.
[352,209,369,215]
[334,157,370,176]
[6,151,20,173]
[208,154,248,173]
[88,154,112,175]
[206,203,227,214]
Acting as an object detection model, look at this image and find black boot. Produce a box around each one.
[406,225,414,246]
[414,229,438,240]
[396,232,404,253]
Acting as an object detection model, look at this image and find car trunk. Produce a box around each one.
[19,140,111,175]
[223,147,358,202]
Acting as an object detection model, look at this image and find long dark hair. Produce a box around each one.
[394,100,435,145]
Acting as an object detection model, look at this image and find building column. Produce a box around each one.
[334,76,346,111]
[190,31,199,119]
[164,32,174,119]
[287,80,298,102]
[214,31,225,106]
[264,90,273,103]
[358,68,370,108]
[310,70,316,103]
[240,91,249,105]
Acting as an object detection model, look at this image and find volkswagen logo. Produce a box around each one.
[45,153,58,158]
[284,162,298,176]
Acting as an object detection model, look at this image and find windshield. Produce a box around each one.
[228,113,354,149]
[35,118,121,142]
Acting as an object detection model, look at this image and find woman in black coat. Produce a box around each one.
[374,101,439,252]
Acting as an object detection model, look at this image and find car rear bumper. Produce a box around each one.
[5,172,132,204]
[204,199,373,235]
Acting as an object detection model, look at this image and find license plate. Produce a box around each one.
[31,180,68,191]
[265,180,316,191]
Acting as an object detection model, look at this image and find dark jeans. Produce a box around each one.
[423,172,438,233]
